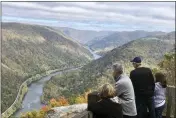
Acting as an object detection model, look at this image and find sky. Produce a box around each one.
[2,2,175,32]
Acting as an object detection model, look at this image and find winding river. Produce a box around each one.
[86,46,101,60]
[14,47,100,117]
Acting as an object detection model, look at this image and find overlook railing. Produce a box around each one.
[165,86,175,118]
[73,86,176,118]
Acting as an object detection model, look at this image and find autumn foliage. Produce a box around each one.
[75,90,91,103]
[41,105,51,112]
[20,90,91,118]
[49,97,69,107]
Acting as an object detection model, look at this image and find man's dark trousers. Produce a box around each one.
[136,96,156,118]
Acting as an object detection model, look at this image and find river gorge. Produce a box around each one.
[14,47,100,117]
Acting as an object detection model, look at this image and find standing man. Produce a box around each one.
[113,63,137,118]
[130,57,155,118]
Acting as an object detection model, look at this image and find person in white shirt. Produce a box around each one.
[154,72,167,118]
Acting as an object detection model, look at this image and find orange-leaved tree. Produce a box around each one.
[49,97,69,107]
[57,96,69,106]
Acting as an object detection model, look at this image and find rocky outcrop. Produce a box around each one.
[46,103,87,118]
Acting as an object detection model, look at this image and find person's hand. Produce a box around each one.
[97,92,100,97]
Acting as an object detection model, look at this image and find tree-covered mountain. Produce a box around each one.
[1,22,93,112]
[87,30,166,55]
[94,31,175,56]
[42,32,175,103]
[150,31,175,43]
[56,27,113,44]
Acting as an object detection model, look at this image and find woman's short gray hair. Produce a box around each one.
[113,63,124,74]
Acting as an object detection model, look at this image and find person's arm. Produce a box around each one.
[130,71,133,80]
[154,83,159,96]
[111,96,130,104]
[130,71,135,85]
[149,69,155,92]
[130,71,136,91]
[115,82,125,97]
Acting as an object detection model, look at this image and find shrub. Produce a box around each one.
[31,110,38,117]
[41,105,51,112]
[56,97,69,106]
[49,98,57,107]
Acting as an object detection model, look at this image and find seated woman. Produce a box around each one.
[88,83,123,118]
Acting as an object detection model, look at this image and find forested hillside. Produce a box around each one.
[88,30,166,55]
[42,33,175,103]
[158,52,175,86]
[1,22,93,112]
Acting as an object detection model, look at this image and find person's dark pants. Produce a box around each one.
[123,115,136,118]
[155,104,165,118]
[136,96,156,118]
